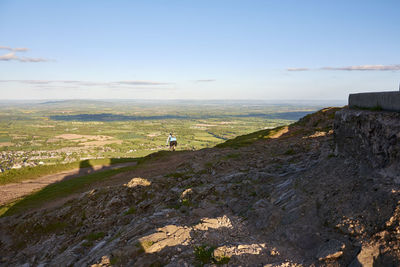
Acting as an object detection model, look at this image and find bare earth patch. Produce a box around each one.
[195,123,218,127]
[10,134,28,140]
[36,125,55,128]
[269,126,289,138]
[0,142,13,147]
[82,140,123,146]
[219,121,238,124]
[55,134,114,142]
[304,131,329,139]
[147,133,160,137]
[54,134,122,146]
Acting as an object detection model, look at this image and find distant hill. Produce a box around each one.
[40,99,112,106]
[50,111,313,122]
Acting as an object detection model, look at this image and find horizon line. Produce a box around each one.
[0,98,347,102]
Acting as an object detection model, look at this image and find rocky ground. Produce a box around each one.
[1,107,400,266]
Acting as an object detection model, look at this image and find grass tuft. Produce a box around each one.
[352,105,383,111]
[194,245,216,265]
[194,245,231,265]
[124,206,136,215]
[85,232,106,241]
[140,240,154,251]
[284,148,295,155]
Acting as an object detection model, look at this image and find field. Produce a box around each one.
[0,100,333,175]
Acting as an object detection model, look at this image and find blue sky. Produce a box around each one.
[0,0,399,100]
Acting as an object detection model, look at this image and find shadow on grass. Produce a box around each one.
[0,157,140,186]
[0,158,140,217]
[0,150,187,217]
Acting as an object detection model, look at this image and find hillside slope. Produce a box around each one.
[1,107,400,266]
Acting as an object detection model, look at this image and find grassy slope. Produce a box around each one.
[216,107,340,149]
[0,151,177,217]
[216,126,287,148]
[0,158,137,185]
[0,164,138,217]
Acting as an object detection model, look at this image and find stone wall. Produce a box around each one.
[349,91,400,112]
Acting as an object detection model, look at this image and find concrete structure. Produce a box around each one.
[349,91,400,112]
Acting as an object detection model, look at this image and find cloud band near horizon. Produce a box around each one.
[0,79,173,90]
[195,79,216,82]
[287,64,400,71]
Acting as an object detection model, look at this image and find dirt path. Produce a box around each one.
[0,162,137,206]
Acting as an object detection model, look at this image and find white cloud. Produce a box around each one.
[18,56,49,62]
[0,80,173,90]
[195,79,216,82]
[0,52,17,61]
[321,65,400,71]
[0,45,50,62]
[287,64,400,71]
[0,46,29,52]
[113,81,170,86]
[287,68,309,71]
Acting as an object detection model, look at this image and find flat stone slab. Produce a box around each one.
[349,91,400,112]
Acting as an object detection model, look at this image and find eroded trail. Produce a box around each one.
[0,162,137,205]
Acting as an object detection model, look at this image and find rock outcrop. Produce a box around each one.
[1,107,400,266]
[335,108,400,167]
[335,108,400,180]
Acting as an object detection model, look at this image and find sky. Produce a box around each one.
[0,0,399,100]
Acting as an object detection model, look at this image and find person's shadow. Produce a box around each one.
[78,159,95,176]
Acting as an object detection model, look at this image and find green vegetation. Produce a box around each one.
[214,256,231,265]
[124,206,136,215]
[82,231,106,247]
[194,245,216,265]
[222,153,240,160]
[0,101,323,216]
[0,158,137,185]
[371,105,383,111]
[181,198,191,206]
[204,161,214,169]
[216,125,287,148]
[110,256,120,265]
[37,221,68,234]
[85,232,106,241]
[0,100,317,174]
[0,164,138,217]
[284,148,295,155]
[165,172,186,178]
[353,105,383,111]
[194,245,230,266]
[140,240,155,251]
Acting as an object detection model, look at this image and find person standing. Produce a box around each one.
[166,133,177,151]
